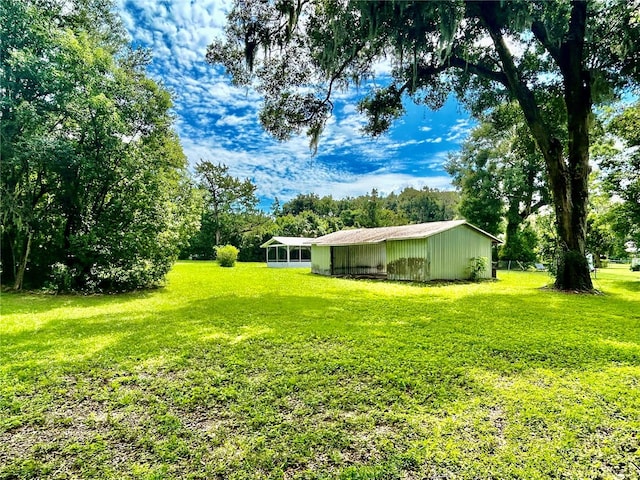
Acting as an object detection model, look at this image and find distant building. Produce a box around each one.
[260,236,314,268]
[311,220,501,282]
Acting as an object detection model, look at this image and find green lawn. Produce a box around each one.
[1,263,639,479]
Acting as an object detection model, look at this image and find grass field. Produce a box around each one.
[1,262,639,479]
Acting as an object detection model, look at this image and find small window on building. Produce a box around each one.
[267,247,277,261]
[290,247,300,261]
[300,247,311,261]
[277,246,288,262]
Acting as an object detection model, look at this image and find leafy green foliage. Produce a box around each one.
[0,0,199,292]
[446,103,549,262]
[584,172,625,265]
[466,256,489,281]
[599,101,640,247]
[1,262,639,478]
[280,188,458,230]
[182,162,258,260]
[215,245,240,267]
[498,223,539,264]
[528,209,560,267]
[393,187,458,225]
[446,147,504,236]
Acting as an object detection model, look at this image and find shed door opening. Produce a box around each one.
[330,244,386,277]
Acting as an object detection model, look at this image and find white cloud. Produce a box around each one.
[181,129,453,203]
[341,104,358,115]
[317,173,453,199]
[445,119,473,142]
[118,0,463,205]
[371,57,394,76]
[215,114,252,127]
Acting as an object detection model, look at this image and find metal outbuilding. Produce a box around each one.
[260,236,314,268]
[311,220,501,281]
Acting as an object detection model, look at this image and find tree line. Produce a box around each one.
[180,162,460,262]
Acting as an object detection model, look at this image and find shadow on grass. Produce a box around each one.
[0,288,161,315]
[302,271,502,289]
[609,279,640,293]
[3,275,640,479]
[3,283,639,381]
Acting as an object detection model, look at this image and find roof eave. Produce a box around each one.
[460,222,502,244]
[259,239,278,248]
[312,240,386,247]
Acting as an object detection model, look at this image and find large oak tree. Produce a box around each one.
[208,0,639,291]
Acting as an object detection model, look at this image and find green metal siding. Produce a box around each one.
[427,226,492,280]
[386,225,492,281]
[331,244,386,276]
[311,245,331,275]
[315,225,492,281]
[386,239,431,281]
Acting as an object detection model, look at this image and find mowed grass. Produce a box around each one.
[1,263,639,479]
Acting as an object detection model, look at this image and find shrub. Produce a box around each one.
[47,263,76,292]
[467,256,488,281]
[216,245,239,267]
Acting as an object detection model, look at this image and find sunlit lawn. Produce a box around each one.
[1,262,639,479]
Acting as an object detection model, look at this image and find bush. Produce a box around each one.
[45,256,173,293]
[467,256,488,281]
[216,245,239,267]
[47,263,77,292]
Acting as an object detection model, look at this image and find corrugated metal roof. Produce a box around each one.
[312,220,501,246]
[260,236,315,248]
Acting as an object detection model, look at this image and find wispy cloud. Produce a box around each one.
[445,119,474,142]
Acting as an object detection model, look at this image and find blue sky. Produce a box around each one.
[116,0,474,208]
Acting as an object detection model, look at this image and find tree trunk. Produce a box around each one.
[550,139,593,290]
[554,169,593,291]
[480,1,594,291]
[8,233,18,281]
[213,205,221,246]
[541,133,592,291]
[593,251,602,269]
[552,0,593,291]
[13,230,32,291]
